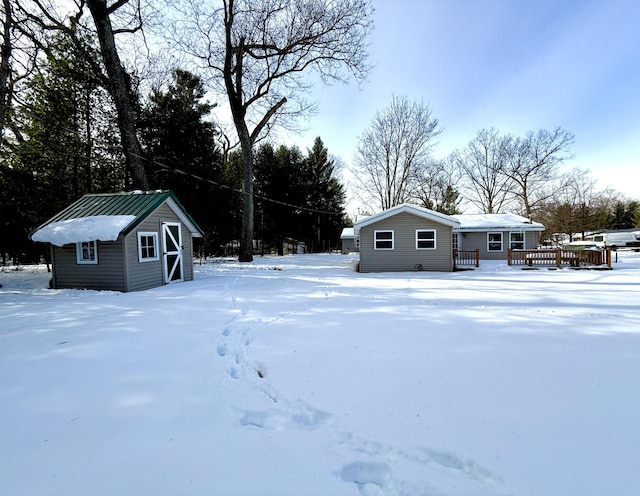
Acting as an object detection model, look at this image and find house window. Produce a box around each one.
[416,229,436,250]
[76,241,98,264]
[374,230,394,250]
[487,232,503,252]
[138,232,159,262]
[452,232,459,251]
[510,232,525,250]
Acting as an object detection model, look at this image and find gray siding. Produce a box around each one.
[359,212,453,272]
[341,238,357,254]
[460,230,540,260]
[51,240,126,291]
[124,203,196,292]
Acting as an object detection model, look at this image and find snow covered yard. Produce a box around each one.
[1,253,639,496]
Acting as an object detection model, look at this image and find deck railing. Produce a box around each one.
[453,248,480,268]
[508,248,612,268]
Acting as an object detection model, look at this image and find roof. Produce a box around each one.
[340,227,355,239]
[451,213,545,232]
[354,204,461,232]
[31,191,203,246]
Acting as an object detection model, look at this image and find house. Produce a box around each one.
[31,190,203,292]
[340,227,358,254]
[354,204,460,272]
[353,205,548,272]
[451,213,545,260]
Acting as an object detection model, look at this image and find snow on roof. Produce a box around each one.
[340,228,355,239]
[452,213,545,231]
[31,215,137,246]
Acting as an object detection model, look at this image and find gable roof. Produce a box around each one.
[31,191,203,246]
[354,204,461,232]
[452,213,545,232]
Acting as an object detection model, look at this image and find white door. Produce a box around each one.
[162,222,183,283]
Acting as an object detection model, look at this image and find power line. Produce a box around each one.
[134,153,345,217]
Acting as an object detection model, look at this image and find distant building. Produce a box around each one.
[353,205,546,272]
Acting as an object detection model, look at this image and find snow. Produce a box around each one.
[31,215,137,246]
[1,253,640,496]
[452,213,545,231]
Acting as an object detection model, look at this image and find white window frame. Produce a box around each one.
[452,232,460,251]
[510,231,525,250]
[137,231,160,262]
[416,229,436,250]
[374,230,394,250]
[76,241,98,264]
[487,232,503,252]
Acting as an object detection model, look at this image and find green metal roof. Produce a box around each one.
[32,190,203,238]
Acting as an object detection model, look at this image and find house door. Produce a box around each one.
[162,222,183,283]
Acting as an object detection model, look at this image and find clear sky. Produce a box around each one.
[285,0,640,209]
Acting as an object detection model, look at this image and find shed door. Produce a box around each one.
[162,222,183,283]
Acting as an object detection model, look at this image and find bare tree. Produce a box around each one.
[541,167,596,240]
[4,0,150,188]
[414,154,463,214]
[0,0,12,150]
[165,0,374,261]
[353,94,442,211]
[504,127,574,218]
[456,128,513,214]
[86,0,148,189]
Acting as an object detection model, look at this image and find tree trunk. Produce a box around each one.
[87,0,148,190]
[238,135,254,262]
[0,0,12,152]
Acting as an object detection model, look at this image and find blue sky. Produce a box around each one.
[286,0,640,204]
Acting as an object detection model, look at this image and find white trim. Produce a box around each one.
[487,232,503,252]
[374,230,394,250]
[509,231,525,250]
[355,204,460,234]
[165,197,202,238]
[137,231,159,262]
[76,241,98,264]
[162,222,184,283]
[416,229,436,250]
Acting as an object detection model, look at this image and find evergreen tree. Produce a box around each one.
[302,137,348,252]
[1,34,121,262]
[139,69,228,256]
[254,138,348,255]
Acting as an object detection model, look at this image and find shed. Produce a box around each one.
[340,227,358,254]
[451,213,545,260]
[354,204,460,272]
[31,190,203,292]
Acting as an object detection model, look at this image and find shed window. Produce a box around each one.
[374,230,394,250]
[416,229,436,250]
[487,232,503,252]
[76,241,98,264]
[138,232,159,262]
[510,232,525,250]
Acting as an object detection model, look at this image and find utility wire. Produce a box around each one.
[133,152,346,217]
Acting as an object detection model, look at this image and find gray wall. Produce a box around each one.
[124,203,195,291]
[459,231,540,260]
[51,240,126,291]
[341,237,357,254]
[359,212,454,272]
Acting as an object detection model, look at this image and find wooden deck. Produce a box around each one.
[453,249,479,269]
[508,248,612,268]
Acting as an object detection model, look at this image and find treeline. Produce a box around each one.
[353,96,640,241]
[0,39,348,263]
